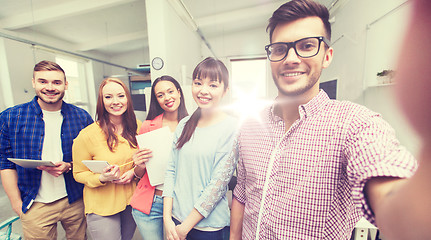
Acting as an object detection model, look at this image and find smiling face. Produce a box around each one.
[32,70,68,111]
[192,77,226,111]
[270,17,333,100]
[102,82,128,120]
[154,80,181,113]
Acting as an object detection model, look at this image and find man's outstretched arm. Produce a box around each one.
[230,197,245,240]
[365,161,431,240]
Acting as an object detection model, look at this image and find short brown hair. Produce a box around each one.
[267,0,331,42]
[33,60,66,80]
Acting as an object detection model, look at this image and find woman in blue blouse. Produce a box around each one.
[163,57,238,240]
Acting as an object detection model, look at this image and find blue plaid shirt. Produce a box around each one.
[0,97,93,213]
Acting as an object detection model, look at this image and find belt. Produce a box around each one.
[155,189,163,196]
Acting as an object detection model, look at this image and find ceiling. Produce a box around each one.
[0,0,336,58]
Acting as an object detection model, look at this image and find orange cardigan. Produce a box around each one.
[130,113,164,214]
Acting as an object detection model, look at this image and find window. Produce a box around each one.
[229,57,270,121]
[56,57,91,112]
[230,58,267,100]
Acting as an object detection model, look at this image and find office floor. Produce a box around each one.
[0,179,142,240]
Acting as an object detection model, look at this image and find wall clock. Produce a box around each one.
[151,57,164,70]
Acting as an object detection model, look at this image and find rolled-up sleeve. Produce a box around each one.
[344,112,417,224]
[232,139,246,204]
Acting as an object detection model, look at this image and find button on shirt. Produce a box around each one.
[233,91,417,240]
[0,97,93,213]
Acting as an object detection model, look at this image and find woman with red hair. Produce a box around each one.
[73,77,140,240]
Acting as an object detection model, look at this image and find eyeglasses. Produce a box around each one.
[265,36,330,62]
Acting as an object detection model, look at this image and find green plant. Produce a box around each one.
[377,69,395,77]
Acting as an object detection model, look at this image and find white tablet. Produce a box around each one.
[8,158,56,168]
[82,160,110,173]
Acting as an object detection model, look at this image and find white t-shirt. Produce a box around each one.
[34,110,67,203]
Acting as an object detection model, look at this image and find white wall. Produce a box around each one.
[145,0,203,114]
[323,0,419,153]
[0,38,13,111]
[1,38,45,105]
[207,26,268,59]
[321,0,410,101]
[113,49,150,69]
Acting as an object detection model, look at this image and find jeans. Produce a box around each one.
[172,217,229,240]
[132,195,164,240]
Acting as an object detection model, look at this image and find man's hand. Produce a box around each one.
[1,169,24,217]
[11,200,23,217]
[230,198,245,240]
[37,161,71,177]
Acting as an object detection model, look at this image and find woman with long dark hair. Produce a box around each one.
[163,57,238,240]
[125,75,188,240]
[73,77,140,240]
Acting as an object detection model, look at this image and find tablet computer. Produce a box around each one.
[82,160,110,173]
[8,158,56,168]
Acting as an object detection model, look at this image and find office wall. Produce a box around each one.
[207,27,268,59]
[323,0,419,153]
[0,38,12,111]
[113,49,150,70]
[145,0,203,113]
[1,38,42,106]
[321,0,410,101]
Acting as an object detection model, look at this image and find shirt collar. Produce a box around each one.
[269,90,330,122]
[299,90,330,118]
[31,96,67,116]
[30,96,43,116]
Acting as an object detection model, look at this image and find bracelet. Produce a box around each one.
[133,167,142,179]
[65,163,72,173]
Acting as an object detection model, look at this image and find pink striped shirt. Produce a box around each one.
[233,91,417,240]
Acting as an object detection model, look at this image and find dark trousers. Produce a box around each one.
[172,218,229,240]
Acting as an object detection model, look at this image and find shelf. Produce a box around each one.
[366,82,394,88]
